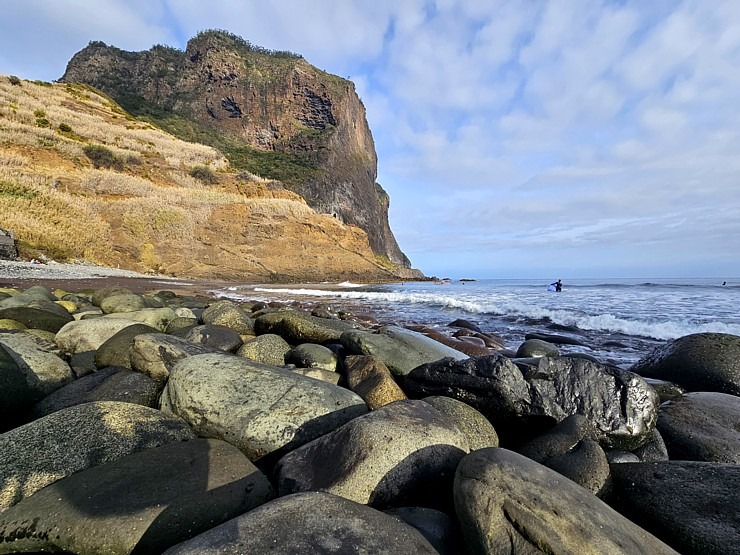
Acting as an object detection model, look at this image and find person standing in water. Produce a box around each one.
[548,279,563,292]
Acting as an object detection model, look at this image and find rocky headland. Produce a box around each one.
[1,31,425,283]
[1,275,738,553]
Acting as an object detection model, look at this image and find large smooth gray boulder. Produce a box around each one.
[341,325,468,376]
[0,439,273,554]
[162,492,439,554]
[657,392,740,462]
[630,333,740,395]
[160,353,367,462]
[277,400,468,509]
[0,401,196,511]
[455,448,678,554]
[611,461,740,555]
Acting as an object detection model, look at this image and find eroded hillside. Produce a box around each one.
[0,76,419,282]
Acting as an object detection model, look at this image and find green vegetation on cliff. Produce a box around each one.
[116,93,328,185]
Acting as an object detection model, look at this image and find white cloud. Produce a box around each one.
[1,0,739,277]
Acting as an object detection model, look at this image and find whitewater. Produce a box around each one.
[213,277,740,367]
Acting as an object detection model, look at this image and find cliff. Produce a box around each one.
[60,30,412,269]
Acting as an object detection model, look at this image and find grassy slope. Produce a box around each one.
[0,76,321,267]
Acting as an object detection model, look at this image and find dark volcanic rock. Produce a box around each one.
[630,332,740,395]
[611,461,740,555]
[525,357,659,450]
[0,439,274,554]
[162,492,439,554]
[30,366,161,418]
[401,354,532,441]
[403,355,659,450]
[656,392,740,462]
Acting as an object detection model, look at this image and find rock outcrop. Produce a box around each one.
[60,31,412,269]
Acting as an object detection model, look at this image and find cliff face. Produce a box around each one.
[60,31,412,268]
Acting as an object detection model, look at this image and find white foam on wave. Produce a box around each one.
[226,286,740,341]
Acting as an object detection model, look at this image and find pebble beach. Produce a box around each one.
[0,261,739,553]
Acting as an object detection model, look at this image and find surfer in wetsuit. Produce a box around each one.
[548,279,562,292]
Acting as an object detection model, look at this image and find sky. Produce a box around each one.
[2,0,740,279]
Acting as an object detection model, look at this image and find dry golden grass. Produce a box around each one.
[0,75,319,263]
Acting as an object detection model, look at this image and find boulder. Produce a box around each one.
[404,355,659,450]
[421,396,499,451]
[657,392,740,462]
[447,318,483,333]
[104,307,178,331]
[165,316,198,334]
[236,334,291,366]
[384,507,460,555]
[0,331,74,397]
[180,324,243,352]
[277,400,468,509]
[129,333,222,385]
[0,401,196,511]
[290,367,340,384]
[525,332,587,346]
[0,439,273,554]
[55,317,143,355]
[417,327,490,357]
[454,448,678,554]
[630,332,740,395]
[0,319,25,331]
[344,355,407,410]
[516,338,560,358]
[517,415,610,496]
[255,310,360,344]
[30,366,161,418]
[401,354,532,443]
[632,427,669,462]
[91,285,134,307]
[0,306,73,333]
[100,292,147,314]
[286,342,338,371]
[94,323,160,369]
[201,300,254,335]
[341,325,468,376]
[611,461,740,555]
[162,492,439,554]
[525,357,659,450]
[160,353,367,462]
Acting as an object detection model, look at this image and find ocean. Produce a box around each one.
[212,277,740,368]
